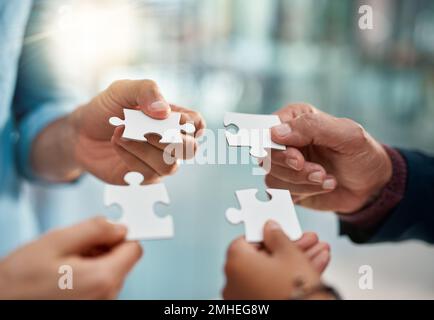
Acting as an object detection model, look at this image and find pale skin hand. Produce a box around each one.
[266,103,392,213]
[0,217,143,300]
[31,79,206,185]
[223,221,333,300]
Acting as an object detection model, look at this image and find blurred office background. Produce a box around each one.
[27,0,434,299]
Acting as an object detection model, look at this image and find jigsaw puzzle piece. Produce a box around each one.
[225,188,302,243]
[110,109,150,142]
[160,122,196,144]
[224,112,286,158]
[109,109,196,144]
[104,172,174,241]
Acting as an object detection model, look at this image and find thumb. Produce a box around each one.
[263,220,295,254]
[271,112,365,153]
[108,79,171,120]
[99,242,144,279]
[48,217,128,255]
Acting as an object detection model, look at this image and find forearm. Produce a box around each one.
[30,114,83,183]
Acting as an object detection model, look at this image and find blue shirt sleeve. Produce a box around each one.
[13,0,78,182]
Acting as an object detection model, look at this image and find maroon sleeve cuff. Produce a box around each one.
[338,146,407,229]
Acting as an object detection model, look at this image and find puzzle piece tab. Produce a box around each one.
[226,189,302,243]
[104,172,174,241]
[224,112,286,158]
[110,109,196,144]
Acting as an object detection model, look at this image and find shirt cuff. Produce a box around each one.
[16,103,70,182]
[337,146,407,229]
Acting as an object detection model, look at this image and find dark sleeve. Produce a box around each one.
[339,148,434,244]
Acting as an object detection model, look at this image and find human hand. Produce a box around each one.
[223,222,331,300]
[266,103,392,213]
[0,217,142,299]
[70,79,206,185]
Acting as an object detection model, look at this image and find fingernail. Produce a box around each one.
[267,220,281,230]
[323,179,336,190]
[273,124,292,137]
[287,159,299,170]
[150,100,170,112]
[308,171,324,183]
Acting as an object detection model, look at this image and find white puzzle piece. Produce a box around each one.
[110,109,196,144]
[104,172,174,241]
[226,189,302,243]
[224,112,286,158]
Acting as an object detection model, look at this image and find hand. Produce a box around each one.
[223,222,331,300]
[0,217,142,299]
[70,79,205,185]
[294,232,331,274]
[266,103,392,213]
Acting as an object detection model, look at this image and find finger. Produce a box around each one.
[171,104,207,137]
[141,134,198,160]
[265,174,337,195]
[262,220,295,255]
[111,142,161,184]
[99,242,144,278]
[306,242,330,260]
[295,232,319,251]
[270,148,305,171]
[113,128,179,177]
[46,217,128,254]
[108,79,171,119]
[111,129,161,184]
[268,162,329,185]
[274,103,318,123]
[271,111,366,153]
[226,237,257,259]
[311,249,331,273]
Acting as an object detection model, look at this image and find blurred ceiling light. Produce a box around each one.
[50,1,138,73]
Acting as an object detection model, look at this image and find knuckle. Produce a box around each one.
[108,80,126,93]
[290,112,316,131]
[141,79,159,93]
[90,216,110,232]
[310,233,319,244]
[227,238,242,257]
[295,102,317,113]
[342,118,369,146]
[321,242,331,252]
[298,112,318,124]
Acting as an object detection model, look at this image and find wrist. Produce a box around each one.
[30,114,83,182]
[64,109,85,176]
[339,146,407,228]
[350,143,393,213]
[369,143,393,198]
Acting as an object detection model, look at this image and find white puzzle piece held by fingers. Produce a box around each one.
[110,109,196,144]
[226,189,302,243]
[224,112,286,158]
[105,172,174,241]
